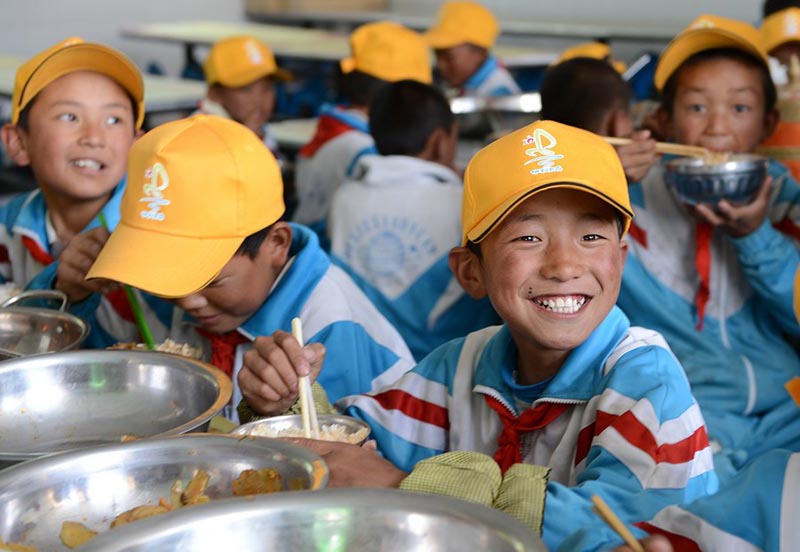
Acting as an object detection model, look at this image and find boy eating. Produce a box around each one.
[617,14,800,481]
[247,120,718,550]
[425,1,520,97]
[0,37,142,287]
[41,115,415,423]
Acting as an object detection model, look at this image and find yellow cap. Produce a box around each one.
[340,21,432,83]
[761,8,800,55]
[654,14,768,91]
[461,120,632,245]
[553,41,628,74]
[425,1,499,49]
[11,37,144,129]
[86,115,285,298]
[203,34,291,87]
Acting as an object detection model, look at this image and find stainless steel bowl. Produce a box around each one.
[0,290,88,360]
[0,350,232,468]
[231,414,371,445]
[664,154,768,206]
[0,434,328,551]
[80,488,544,552]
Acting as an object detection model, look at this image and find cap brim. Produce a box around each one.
[425,29,465,49]
[465,181,634,245]
[654,30,767,90]
[86,222,244,298]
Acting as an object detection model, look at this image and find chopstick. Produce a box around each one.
[97,212,156,350]
[292,317,319,439]
[603,136,712,159]
[591,495,645,552]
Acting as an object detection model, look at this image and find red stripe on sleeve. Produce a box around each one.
[574,422,596,466]
[371,389,450,430]
[635,521,702,552]
[773,218,800,242]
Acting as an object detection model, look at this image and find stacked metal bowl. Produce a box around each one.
[664,153,768,206]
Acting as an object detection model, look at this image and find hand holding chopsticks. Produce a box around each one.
[292,317,320,439]
[591,495,645,552]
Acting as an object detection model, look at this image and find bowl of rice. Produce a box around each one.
[231,414,371,446]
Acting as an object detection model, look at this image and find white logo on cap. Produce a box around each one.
[245,41,264,64]
[140,162,170,221]
[522,129,564,175]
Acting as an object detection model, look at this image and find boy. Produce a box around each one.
[0,37,143,287]
[552,41,628,74]
[196,34,290,154]
[616,14,800,481]
[327,79,498,361]
[539,56,658,183]
[38,114,415,423]
[424,1,520,97]
[292,21,432,249]
[246,120,718,551]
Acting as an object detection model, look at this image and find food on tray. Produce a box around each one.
[107,338,203,359]
[111,500,174,529]
[248,421,370,445]
[59,521,98,549]
[0,536,36,552]
[232,467,282,496]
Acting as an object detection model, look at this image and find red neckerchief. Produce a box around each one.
[21,235,54,265]
[195,328,249,378]
[298,112,358,157]
[484,395,569,473]
[694,222,713,331]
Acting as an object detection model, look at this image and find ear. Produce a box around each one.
[607,107,634,138]
[0,124,31,167]
[760,107,780,142]
[206,84,223,103]
[652,105,673,142]
[263,222,293,268]
[448,246,488,299]
[419,127,449,164]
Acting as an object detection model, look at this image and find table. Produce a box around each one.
[121,20,559,68]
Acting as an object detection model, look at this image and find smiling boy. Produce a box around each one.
[251,120,717,550]
[616,15,800,481]
[0,37,142,287]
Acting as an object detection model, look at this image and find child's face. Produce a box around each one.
[172,223,290,334]
[464,188,627,363]
[666,58,774,153]
[211,78,276,138]
[16,71,136,203]
[434,44,485,88]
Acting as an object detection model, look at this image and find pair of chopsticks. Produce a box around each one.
[591,495,645,552]
[603,136,712,159]
[292,317,320,439]
[97,212,156,350]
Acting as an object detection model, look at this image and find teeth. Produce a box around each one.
[73,159,102,170]
[533,296,586,314]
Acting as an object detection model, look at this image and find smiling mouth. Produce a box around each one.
[531,295,588,314]
[72,159,105,170]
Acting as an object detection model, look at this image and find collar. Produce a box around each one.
[474,306,631,409]
[318,103,370,134]
[463,55,499,92]
[353,155,461,186]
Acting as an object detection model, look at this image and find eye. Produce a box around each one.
[58,113,78,122]
[688,104,706,113]
[513,235,541,243]
[733,104,751,114]
[582,234,606,242]
[105,115,122,125]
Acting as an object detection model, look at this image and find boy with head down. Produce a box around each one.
[251,120,718,551]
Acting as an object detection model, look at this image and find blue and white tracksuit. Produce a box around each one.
[624,450,799,551]
[29,224,415,422]
[0,182,125,287]
[327,155,499,360]
[618,160,800,477]
[338,306,718,551]
[292,104,377,249]
[461,55,521,97]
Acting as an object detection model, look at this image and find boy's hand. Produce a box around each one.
[614,130,657,184]
[613,535,672,551]
[284,437,407,488]
[692,176,772,238]
[239,330,326,416]
[55,227,118,303]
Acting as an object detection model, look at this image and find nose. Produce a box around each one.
[78,116,106,147]
[539,239,584,282]
[705,107,730,135]
[174,293,208,312]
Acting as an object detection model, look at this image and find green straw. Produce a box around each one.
[97,212,156,350]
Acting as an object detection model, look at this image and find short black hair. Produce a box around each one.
[764,0,800,17]
[369,79,455,156]
[236,226,271,259]
[660,48,777,116]
[338,69,389,107]
[540,57,632,134]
